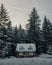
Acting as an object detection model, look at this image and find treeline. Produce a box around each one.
[0,3,52,57]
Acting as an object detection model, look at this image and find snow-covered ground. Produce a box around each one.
[0,55,52,65]
[40,54,52,58]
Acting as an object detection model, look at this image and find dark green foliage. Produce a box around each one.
[26,8,41,54]
[27,8,40,42]
[18,24,26,43]
[0,3,9,22]
[42,16,52,53]
[7,20,11,28]
[0,3,52,57]
[13,26,19,43]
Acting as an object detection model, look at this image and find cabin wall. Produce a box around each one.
[16,51,36,57]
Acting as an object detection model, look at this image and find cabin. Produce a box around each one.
[16,43,36,57]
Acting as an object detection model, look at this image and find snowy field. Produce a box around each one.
[0,55,52,65]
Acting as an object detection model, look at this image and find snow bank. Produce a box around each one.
[40,54,52,58]
[0,57,52,65]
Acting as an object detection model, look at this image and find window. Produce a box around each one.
[19,46,25,50]
[28,46,33,50]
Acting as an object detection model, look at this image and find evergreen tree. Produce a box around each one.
[0,4,12,57]
[18,24,26,43]
[9,26,19,56]
[7,20,11,28]
[0,3,9,22]
[0,3,10,29]
[13,25,19,43]
[42,16,52,53]
[26,8,41,54]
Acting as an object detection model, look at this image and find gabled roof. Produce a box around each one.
[16,43,36,52]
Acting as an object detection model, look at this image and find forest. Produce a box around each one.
[0,3,52,57]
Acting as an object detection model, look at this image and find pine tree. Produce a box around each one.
[13,25,19,43]
[0,3,9,22]
[42,16,52,53]
[9,26,19,56]
[18,24,26,43]
[26,8,41,54]
[0,4,12,57]
[0,3,10,28]
[7,20,11,28]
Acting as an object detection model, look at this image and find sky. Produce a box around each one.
[0,0,52,29]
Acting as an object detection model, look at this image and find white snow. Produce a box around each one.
[40,54,52,58]
[16,43,36,52]
[0,56,52,65]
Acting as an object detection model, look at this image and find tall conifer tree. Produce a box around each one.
[26,8,41,54]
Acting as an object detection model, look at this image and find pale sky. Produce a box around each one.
[0,0,52,29]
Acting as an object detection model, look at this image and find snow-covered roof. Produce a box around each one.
[16,43,36,52]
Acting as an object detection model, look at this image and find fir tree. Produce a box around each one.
[42,16,52,53]
[18,24,26,43]
[13,25,19,43]
[26,8,41,54]
[7,20,11,28]
[0,3,9,22]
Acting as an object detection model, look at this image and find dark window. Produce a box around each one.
[28,46,33,50]
[19,46,25,50]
